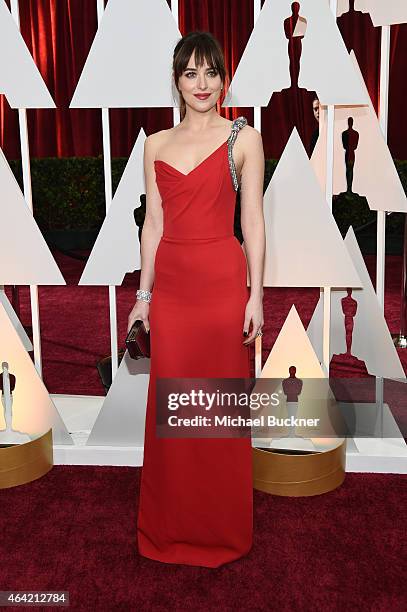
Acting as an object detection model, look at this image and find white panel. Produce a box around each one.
[86,351,149,447]
[307,228,406,378]
[253,307,338,446]
[0,147,65,285]
[80,131,145,285]
[257,129,361,287]
[0,288,32,351]
[0,0,54,108]
[225,0,369,107]
[0,303,72,444]
[336,0,407,24]
[261,305,326,378]
[311,53,407,212]
[337,0,350,16]
[70,0,181,108]
[51,394,407,472]
[355,0,407,26]
[355,0,368,11]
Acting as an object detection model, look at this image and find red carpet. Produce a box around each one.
[4,252,407,396]
[3,256,407,607]
[0,467,405,610]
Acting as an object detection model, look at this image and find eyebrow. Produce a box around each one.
[184,66,215,71]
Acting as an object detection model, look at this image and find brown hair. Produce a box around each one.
[172,31,229,121]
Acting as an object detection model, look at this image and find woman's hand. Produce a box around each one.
[243,295,264,345]
[127,299,150,333]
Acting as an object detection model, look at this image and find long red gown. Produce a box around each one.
[137,117,253,568]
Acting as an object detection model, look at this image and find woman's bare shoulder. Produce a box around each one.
[233,122,263,160]
[238,122,262,144]
[144,127,177,158]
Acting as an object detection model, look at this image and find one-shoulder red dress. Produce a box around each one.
[137,116,253,568]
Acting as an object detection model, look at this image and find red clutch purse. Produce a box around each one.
[125,320,151,359]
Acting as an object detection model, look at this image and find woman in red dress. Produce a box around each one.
[128,31,265,568]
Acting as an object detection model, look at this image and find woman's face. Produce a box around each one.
[176,50,223,111]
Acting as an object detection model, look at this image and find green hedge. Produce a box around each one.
[9,157,407,236]
[9,157,128,231]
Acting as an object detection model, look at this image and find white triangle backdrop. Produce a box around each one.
[255,306,348,448]
[225,0,369,107]
[337,0,350,16]
[0,0,55,108]
[70,0,181,108]
[86,351,149,447]
[311,52,407,213]
[256,129,361,288]
[0,147,65,285]
[356,0,407,26]
[80,131,146,285]
[261,305,326,378]
[0,288,32,351]
[307,228,406,379]
[0,303,72,444]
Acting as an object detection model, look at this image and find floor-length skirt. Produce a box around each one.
[137,234,253,568]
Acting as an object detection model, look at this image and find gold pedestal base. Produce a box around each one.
[252,440,346,497]
[0,429,53,489]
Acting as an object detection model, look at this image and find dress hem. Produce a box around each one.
[137,541,253,569]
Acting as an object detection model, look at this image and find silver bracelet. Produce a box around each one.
[136,289,152,303]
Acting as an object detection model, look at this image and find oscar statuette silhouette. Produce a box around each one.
[0,362,30,445]
[270,366,317,451]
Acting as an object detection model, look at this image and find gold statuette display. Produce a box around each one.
[252,439,346,497]
[0,429,53,490]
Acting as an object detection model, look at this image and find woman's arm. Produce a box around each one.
[127,134,163,332]
[138,134,164,292]
[239,127,266,344]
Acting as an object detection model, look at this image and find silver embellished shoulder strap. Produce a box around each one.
[227,116,248,191]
